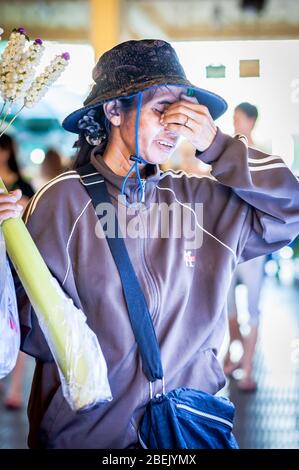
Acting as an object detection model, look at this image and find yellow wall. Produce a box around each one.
[90,0,120,60]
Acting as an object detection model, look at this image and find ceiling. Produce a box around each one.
[120,0,299,41]
[0,0,89,41]
[0,0,298,43]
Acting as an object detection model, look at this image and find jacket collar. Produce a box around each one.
[90,148,161,207]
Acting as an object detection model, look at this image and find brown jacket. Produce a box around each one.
[15,129,299,448]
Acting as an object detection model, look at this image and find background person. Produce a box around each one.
[224,102,266,392]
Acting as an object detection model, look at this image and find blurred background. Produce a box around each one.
[0,0,299,449]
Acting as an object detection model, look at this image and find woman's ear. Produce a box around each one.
[103,100,121,127]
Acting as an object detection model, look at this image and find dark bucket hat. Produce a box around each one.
[62,39,228,134]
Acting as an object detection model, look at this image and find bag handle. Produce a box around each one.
[77,162,164,383]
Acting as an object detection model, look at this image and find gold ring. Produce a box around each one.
[184,116,189,127]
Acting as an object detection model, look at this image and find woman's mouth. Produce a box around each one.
[155,139,175,152]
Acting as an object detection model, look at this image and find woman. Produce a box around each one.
[0,133,34,411]
[0,39,299,449]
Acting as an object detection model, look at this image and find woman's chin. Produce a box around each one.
[146,156,170,165]
[146,150,174,165]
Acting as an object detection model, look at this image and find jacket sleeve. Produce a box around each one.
[196,128,299,262]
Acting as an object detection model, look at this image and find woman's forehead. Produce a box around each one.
[148,86,187,102]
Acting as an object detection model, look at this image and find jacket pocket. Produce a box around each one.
[203,348,226,393]
[166,347,226,395]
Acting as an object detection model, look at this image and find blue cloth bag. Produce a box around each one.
[78,163,239,450]
[138,388,238,449]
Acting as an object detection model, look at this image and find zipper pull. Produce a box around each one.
[141,179,146,203]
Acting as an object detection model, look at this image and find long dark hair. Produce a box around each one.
[72,95,138,170]
[0,133,22,178]
[72,87,161,170]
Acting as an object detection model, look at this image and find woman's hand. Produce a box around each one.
[0,189,23,224]
[160,94,217,152]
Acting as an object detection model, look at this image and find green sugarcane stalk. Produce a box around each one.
[0,177,111,409]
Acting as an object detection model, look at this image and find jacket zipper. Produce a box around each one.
[132,182,160,324]
[138,213,159,322]
[176,403,233,429]
[143,233,161,323]
[141,179,146,203]
[133,181,160,323]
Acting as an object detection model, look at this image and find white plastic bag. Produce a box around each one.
[0,229,20,379]
[0,225,112,410]
[38,277,113,411]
